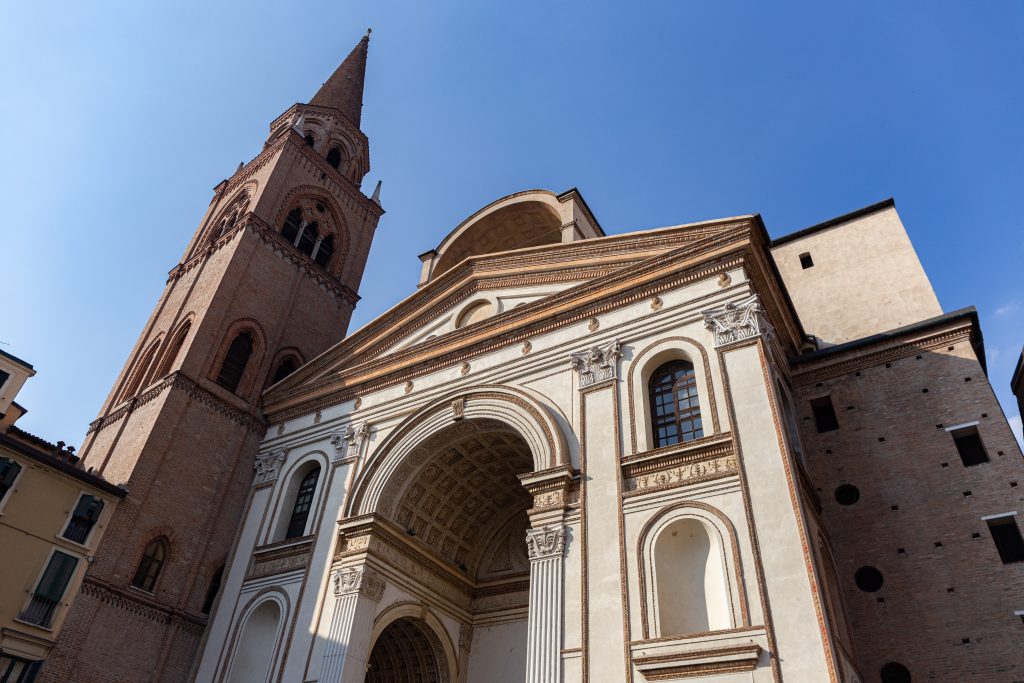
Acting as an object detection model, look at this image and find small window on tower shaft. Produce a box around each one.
[951,426,988,467]
[304,133,315,148]
[987,515,1024,564]
[811,396,839,432]
[799,252,814,269]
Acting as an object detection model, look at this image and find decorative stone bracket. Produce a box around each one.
[253,448,286,486]
[702,295,773,348]
[569,339,622,390]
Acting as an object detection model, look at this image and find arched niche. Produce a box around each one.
[627,336,721,454]
[638,503,746,639]
[224,595,286,683]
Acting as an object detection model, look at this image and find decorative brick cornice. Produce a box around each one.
[87,372,266,436]
[80,578,207,636]
[791,326,973,386]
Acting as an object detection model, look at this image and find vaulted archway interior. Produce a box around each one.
[379,418,533,581]
[374,418,535,680]
[365,617,447,683]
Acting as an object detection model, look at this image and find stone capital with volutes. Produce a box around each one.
[525,524,567,560]
[253,448,286,486]
[702,294,774,348]
[332,566,386,601]
[330,422,369,463]
[569,339,622,390]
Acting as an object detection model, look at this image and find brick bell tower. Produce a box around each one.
[40,32,381,683]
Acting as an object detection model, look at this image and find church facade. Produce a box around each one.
[36,32,1024,683]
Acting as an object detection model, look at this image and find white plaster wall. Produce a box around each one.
[466,621,528,683]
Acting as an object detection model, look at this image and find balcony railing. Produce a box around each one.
[18,594,59,628]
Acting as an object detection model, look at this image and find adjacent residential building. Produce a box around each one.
[0,351,124,682]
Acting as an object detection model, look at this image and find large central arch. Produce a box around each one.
[327,387,571,683]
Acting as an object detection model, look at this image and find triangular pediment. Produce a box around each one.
[263,215,765,418]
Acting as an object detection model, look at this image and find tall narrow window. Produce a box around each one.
[155,322,190,378]
[132,539,167,592]
[286,467,320,539]
[201,565,225,615]
[0,369,10,389]
[19,551,78,628]
[325,147,342,170]
[987,516,1024,564]
[0,654,42,682]
[216,332,254,393]
[313,234,334,268]
[0,457,21,504]
[62,495,104,544]
[811,396,839,432]
[952,426,988,466]
[281,208,303,243]
[649,360,703,448]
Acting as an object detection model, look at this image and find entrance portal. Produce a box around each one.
[365,617,447,682]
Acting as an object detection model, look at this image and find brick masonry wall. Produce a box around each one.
[794,331,1024,681]
[39,126,379,682]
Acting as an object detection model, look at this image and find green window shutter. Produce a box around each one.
[35,551,78,602]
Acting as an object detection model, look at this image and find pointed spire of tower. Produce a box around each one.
[309,29,370,127]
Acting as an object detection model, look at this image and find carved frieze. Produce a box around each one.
[525,525,566,560]
[624,454,737,496]
[253,448,286,486]
[332,566,386,601]
[569,339,622,389]
[247,540,311,579]
[702,295,773,348]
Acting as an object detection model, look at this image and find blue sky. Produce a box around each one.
[2,1,1022,447]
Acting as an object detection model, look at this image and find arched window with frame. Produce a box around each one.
[155,321,191,378]
[216,332,254,393]
[285,466,320,539]
[649,359,704,447]
[132,538,167,592]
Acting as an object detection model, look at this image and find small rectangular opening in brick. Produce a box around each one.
[810,396,839,433]
[987,516,1024,564]
[952,426,988,467]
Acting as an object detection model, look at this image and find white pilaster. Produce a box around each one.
[319,566,385,683]
[525,525,566,683]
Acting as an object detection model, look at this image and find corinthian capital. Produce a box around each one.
[569,339,622,390]
[702,294,773,348]
[332,566,385,601]
[525,524,567,560]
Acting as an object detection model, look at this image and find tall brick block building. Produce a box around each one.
[39,34,382,683]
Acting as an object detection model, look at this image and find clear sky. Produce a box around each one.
[2,1,1022,448]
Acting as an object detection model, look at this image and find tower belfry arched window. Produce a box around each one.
[325,146,342,170]
[216,332,253,393]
